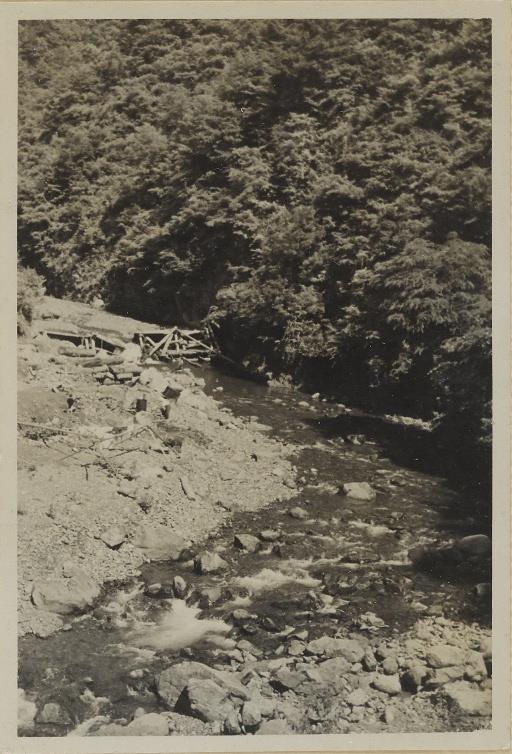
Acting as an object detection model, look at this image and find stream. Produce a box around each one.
[18,366,491,735]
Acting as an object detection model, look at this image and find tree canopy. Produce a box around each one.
[18,18,492,488]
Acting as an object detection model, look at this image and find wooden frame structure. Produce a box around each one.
[134,327,215,362]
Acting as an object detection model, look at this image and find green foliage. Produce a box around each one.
[18,19,491,489]
[17,265,45,335]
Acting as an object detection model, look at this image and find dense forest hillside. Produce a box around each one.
[18,19,492,488]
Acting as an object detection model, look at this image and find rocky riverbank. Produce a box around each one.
[18,298,296,639]
[18,297,492,738]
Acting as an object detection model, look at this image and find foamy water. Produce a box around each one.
[232,559,322,593]
[128,599,232,651]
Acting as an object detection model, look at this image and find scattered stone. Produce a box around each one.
[18,690,36,733]
[132,523,187,562]
[173,575,187,598]
[373,674,401,696]
[156,661,249,710]
[259,529,281,542]
[287,639,305,657]
[457,534,491,556]
[426,666,465,688]
[90,712,169,736]
[383,706,395,724]
[480,637,492,661]
[288,506,308,520]
[346,434,366,445]
[272,668,306,692]
[426,644,466,669]
[382,656,399,675]
[123,712,169,736]
[441,681,492,716]
[346,689,369,707]
[241,699,263,728]
[32,572,101,615]
[233,534,260,553]
[341,482,376,502]
[306,636,364,663]
[35,702,72,726]
[177,678,235,723]
[99,525,127,549]
[401,662,428,692]
[363,647,378,671]
[197,586,223,608]
[464,650,488,681]
[474,582,491,600]
[256,718,292,734]
[194,552,229,575]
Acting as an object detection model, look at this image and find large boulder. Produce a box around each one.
[176,678,236,723]
[340,482,376,502]
[155,661,250,710]
[31,572,101,615]
[132,523,187,562]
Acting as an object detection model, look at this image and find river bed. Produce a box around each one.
[18,365,491,736]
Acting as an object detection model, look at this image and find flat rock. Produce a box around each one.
[32,573,101,615]
[426,644,466,669]
[341,482,376,501]
[442,681,492,716]
[306,636,365,663]
[132,523,186,562]
[194,552,229,575]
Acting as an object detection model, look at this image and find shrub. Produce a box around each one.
[17,265,45,335]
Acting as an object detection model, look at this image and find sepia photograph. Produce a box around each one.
[5,2,509,748]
